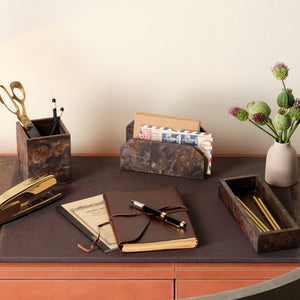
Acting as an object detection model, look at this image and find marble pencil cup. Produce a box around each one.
[16,118,72,184]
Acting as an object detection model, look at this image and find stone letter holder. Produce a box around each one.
[16,118,72,184]
[120,121,207,179]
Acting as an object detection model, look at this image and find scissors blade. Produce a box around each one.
[26,124,41,138]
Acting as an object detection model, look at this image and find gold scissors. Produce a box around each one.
[0,81,40,137]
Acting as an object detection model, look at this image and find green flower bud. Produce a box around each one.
[273,108,292,131]
[289,106,300,121]
[271,63,289,80]
[236,108,249,121]
[277,88,295,108]
[248,101,271,119]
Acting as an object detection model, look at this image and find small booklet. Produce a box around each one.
[56,195,118,252]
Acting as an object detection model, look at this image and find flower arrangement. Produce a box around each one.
[229,62,300,143]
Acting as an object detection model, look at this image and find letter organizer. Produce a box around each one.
[120,121,209,179]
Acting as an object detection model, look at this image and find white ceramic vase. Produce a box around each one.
[265,141,298,187]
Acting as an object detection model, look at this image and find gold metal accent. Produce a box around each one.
[253,196,281,230]
[180,221,186,228]
[160,211,167,219]
[0,174,56,208]
[236,197,269,232]
[0,81,33,129]
[0,173,62,225]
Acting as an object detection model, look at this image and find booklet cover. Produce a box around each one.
[57,195,118,252]
[103,186,198,252]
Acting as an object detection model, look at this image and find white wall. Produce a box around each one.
[0,0,299,155]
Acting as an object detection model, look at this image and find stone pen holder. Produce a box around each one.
[16,118,72,184]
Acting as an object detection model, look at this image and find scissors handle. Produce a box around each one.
[9,82,33,129]
[0,81,41,137]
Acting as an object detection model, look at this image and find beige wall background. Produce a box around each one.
[0,0,299,155]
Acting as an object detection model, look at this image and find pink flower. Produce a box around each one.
[293,98,300,108]
[229,105,249,121]
[252,112,268,125]
[228,105,240,117]
[271,62,289,80]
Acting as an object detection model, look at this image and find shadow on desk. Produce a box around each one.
[183,268,300,300]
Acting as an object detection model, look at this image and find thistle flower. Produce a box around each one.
[271,62,289,80]
[293,98,300,108]
[228,105,240,117]
[289,99,300,121]
[289,107,300,121]
[228,105,248,121]
[273,108,292,131]
[252,112,268,125]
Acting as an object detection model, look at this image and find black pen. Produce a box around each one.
[52,98,57,122]
[130,200,186,229]
[50,107,64,135]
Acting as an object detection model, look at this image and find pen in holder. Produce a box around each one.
[16,118,72,184]
[50,107,64,135]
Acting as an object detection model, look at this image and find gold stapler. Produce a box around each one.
[0,173,62,225]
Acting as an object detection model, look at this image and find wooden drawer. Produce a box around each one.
[175,262,300,298]
[0,262,174,300]
[0,279,173,300]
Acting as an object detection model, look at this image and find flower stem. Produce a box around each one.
[282,79,287,91]
[266,120,279,139]
[285,120,300,143]
[249,119,278,140]
[278,131,283,143]
[284,129,288,141]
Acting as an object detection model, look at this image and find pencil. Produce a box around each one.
[253,196,281,231]
[237,197,266,232]
[236,197,269,232]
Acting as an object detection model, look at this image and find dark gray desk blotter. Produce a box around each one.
[0,156,299,263]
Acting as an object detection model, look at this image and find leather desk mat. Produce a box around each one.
[0,156,299,262]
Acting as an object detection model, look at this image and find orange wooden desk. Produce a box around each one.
[0,156,299,300]
[0,262,299,299]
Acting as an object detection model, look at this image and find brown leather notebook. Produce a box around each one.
[103,186,198,252]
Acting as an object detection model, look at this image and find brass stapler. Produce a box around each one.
[0,173,62,225]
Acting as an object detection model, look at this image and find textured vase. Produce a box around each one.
[265,141,298,187]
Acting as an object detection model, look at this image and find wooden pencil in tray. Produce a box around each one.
[236,195,282,233]
[236,197,269,232]
[253,196,281,231]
